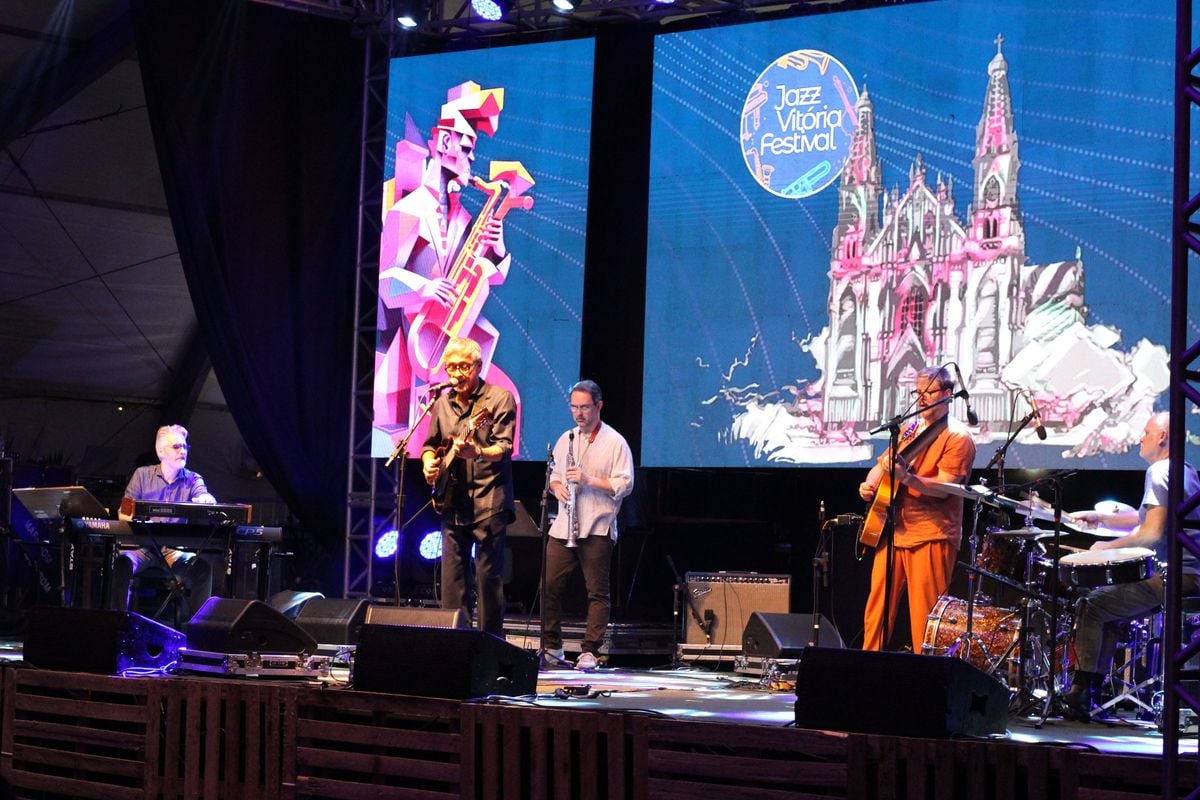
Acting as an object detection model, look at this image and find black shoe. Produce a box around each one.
[1061,684,1094,722]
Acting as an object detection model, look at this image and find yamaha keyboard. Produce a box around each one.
[118,497,252,525]
[69,518,282,549]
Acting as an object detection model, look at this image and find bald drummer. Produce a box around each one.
[1060,412,1200,720]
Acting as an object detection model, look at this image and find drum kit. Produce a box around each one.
[919,483,1156,713]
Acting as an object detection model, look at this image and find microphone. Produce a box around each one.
[950,363,979,426]
[1027,391,1048,440]
[425,377,459,394]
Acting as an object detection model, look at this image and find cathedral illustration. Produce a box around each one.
[821,37,1087,433]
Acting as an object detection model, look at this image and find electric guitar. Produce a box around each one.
[431,407,494,513]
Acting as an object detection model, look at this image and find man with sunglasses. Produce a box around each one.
[113,424,217,621]
[857,366,977,652]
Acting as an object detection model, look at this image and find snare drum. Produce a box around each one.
[922,596,1021,683]
[1058,547,1156,589]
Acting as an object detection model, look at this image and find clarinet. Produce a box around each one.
[566,431,579,548]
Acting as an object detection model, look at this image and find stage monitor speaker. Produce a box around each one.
[684,572,789,646]
[742,612,843,658]
[364,605,471,629]
[295,597,370,644]
[794,647,1008,738]
[186,597,318,654]
[353,625,538,699]
[23,606,184,674]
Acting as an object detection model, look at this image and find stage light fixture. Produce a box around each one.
[552,0,575,11]
[375,530,399,558]
[470,0,505,21]
[419,531,443,560]
[393,0,422,29]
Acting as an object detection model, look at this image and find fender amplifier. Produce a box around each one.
[684,571,790,647]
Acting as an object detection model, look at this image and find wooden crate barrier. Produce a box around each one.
[460,702,634,800]
[293,687,463,800]
[3,668,160,800]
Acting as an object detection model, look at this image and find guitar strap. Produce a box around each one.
[886,414,948,506]
[895,414,948,465]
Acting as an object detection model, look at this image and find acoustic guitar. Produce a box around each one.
[857,415,947,548]
[431,407,494,513]
[859,457,904,548]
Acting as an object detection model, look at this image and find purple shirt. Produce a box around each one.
[124,464,211,504]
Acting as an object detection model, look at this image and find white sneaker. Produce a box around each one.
[575,652,599,670]
[541,648,566,668]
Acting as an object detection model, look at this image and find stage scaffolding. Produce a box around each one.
[343,29,394,599]
[1167,1,1200,795]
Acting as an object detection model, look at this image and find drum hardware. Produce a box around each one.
[1092,612,1162,721]
[924,596,1021,685]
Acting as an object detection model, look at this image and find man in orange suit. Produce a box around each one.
[857,366,977,651]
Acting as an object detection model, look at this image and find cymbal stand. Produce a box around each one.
[946,485,994,667]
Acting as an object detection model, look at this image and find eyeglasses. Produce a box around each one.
[569,403,595,412]
[910,385,949,399]
[445,361,477,373]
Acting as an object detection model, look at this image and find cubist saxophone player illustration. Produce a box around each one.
[375,81,535,457]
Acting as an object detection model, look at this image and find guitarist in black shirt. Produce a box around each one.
[421,337,517,637]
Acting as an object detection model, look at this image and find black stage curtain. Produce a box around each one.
[131,1,363,541]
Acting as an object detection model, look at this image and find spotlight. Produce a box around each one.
[470,0,504,20]
[552,0,574,10]
[653,0,676,4]
[418,531,442,560]
[375,530,399,559]
[393,0,422,29]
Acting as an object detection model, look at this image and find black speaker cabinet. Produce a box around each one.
[364,605,471,629]
[186,597,318,654]
[23,606,184,674]
[353,625,538,699]
[295,598,370,644]
[794,647,1009,738]
[742,612,844,658]
[684,572,789,646]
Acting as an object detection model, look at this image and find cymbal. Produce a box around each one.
[993,495,1058,523]
[988,527,1049,538]
[1062,515,1131,539]
[929,482,993,500]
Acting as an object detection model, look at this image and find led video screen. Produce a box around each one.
[644,2,1180,470]
[372,39,594,460]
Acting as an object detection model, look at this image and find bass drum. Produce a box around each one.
[922,596,1021,686]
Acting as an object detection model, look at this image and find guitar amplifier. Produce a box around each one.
[684,572,790,647]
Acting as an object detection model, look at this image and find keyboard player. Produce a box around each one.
[110,424,216,621]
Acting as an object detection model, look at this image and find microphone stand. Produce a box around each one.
[387,388,442,607]
[666,554,708,664]
[868,394,953,649]
[810,501,828,647]
[535,445,570,667]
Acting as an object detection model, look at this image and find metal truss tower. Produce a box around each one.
[343,28,395,598]
[1167,1,1200,795]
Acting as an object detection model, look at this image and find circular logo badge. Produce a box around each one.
[741,50,859,199]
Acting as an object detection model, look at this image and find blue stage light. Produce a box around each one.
[419,531,443,560]
[375,530,399,559]
[471,0,504,20]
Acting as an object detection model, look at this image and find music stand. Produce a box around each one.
[11,486,109,607]
[12,486,107,521]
